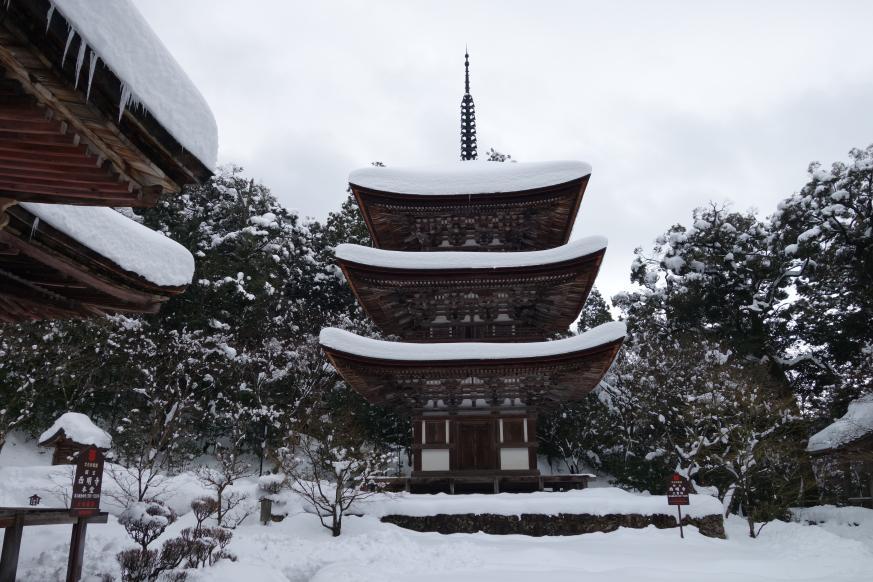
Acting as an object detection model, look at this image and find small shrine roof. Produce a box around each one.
[336,236,606,270]
[349,161,591,196]
[39,412,111,448]
[807,394,873,453]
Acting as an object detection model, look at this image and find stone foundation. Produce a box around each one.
[381,512,726,539]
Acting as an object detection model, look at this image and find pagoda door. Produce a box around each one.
[456,420,496,471]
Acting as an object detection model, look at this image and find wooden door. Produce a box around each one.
[456,421,495,470]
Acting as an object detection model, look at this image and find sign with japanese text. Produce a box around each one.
[667,472,690,506]
[70,446,104,514]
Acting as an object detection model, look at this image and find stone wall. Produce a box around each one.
[381,512,726,539]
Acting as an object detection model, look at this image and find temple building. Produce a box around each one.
[319,55,624,493]
[0,0,216,321]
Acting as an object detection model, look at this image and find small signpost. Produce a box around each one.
[667,472,691,539]
[70,446,104,514]
[67,446,105,582]
[0,446,107,582]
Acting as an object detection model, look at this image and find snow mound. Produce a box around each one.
[337,236,607,270]
[360,488,723,519]
[320,321,626,361]
[39,412,111,448]
[50,0,218,169]
[21,203,195,287]
[349,161,591,195]
[807,394,873,452]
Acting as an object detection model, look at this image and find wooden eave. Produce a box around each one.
[338,246,605,341]
[0,204,185,322]
[321,336,624,412]
[350,175,590,252]
[0,1,211,207]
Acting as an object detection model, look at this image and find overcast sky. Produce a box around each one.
[133,0,873,299]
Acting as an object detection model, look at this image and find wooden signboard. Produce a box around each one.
[667,472,690,506]
[70,446,104,515]
[667,473,691,538]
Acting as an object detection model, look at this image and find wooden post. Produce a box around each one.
[677,505,684,539]
[260,498,272,526]
[0,516,24,582]
[65,517,87,582]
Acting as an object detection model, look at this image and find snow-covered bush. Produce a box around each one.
[277,427,394,537]
[119,501,177,553]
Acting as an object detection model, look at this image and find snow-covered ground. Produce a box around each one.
[2,434,872,581]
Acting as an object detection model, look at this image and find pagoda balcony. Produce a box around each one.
[348,161,591,252]
[319,321,625,411]
[335,236,607,341]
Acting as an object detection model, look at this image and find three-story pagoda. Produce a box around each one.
[319,55,624,493]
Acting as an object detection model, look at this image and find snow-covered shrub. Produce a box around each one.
[119,501,177,553]
[277,427,394,537]
[190,496,219,532]
[195,442,253,528]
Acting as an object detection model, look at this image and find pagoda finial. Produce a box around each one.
[464,47,470,94]
[460,49,478,161]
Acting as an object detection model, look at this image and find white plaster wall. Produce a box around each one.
[500,448,529,470]
[421,449,450,471]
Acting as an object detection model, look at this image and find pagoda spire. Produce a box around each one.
[460,49,478,161]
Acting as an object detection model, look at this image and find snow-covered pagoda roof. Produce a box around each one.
[336,237,608,342]
[348,161,592,252]
[321,321,625,361]
[807,394,873,454]
[320,322,625,409]
[336,236,607,270]
[0,0,215,205]
[0,203,193,321]
[39,412,112,449]
[349,161,591,196]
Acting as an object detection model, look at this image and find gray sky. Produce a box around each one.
[133,0,873,300]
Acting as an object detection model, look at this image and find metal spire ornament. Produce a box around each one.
[460,49,478,161]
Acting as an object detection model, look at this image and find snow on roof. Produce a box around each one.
[360,488,723,520]
[39,412,111,448]
[50,0,218,170]
[320,321,626,361]
[21,202,195,287]
[807,394,873,453]
[349,161,592,196]
[336,236,607,270]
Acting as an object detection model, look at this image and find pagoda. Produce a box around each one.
[320,54,624,493]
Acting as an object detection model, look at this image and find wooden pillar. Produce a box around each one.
[0,516,24,582]
[65,518,88,582]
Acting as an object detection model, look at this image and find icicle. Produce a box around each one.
[29,217,40,241]
[45,4,55,32]
[61,28,75,66]
[118,83,132,121]
[74,42,87,89]
[86,51,98,101]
